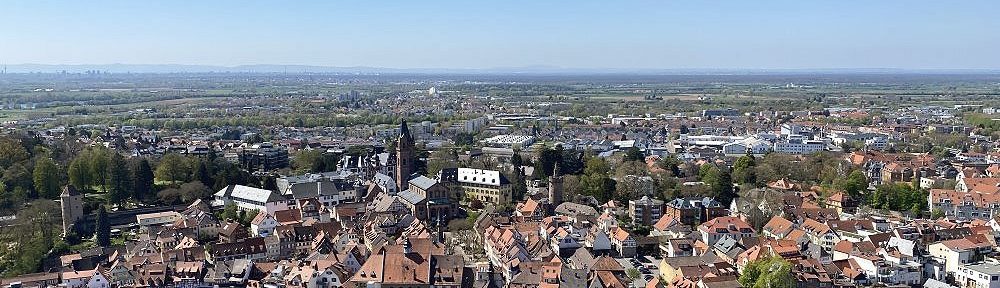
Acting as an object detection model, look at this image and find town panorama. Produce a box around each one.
[1,71,1000,288]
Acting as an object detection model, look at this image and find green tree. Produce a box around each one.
[699,163,718,182]
[155,153,190,185]
[713,168,736,205]
[739,257,795,288]
[95,206,110,247]
[932,208,945,219]
[535,145,563,179]
[32,157,61,199]
[511,152,523,168]
[241,209,259,227]
[732,153,757,185]
[454,132,475,146]
[195,160,213,188]
[3,200,59,277]
[212,161,250,191]
[0,138,30,170]
[657,155,682,177]
[622,147,645,162]
[581,175,616,202]
[0,182,12,210]
[130,158,155,202]
[68,156,92,191]
[510,166,528,201]
[292,149,324,173]
[560,149,584,175]
[3,163,34,199]
[584,157,611,177]
[178,181,212,203]
[626,268,641,281]
[87,148,111,192]
[839,170,868,200]
[106,154,131,205]
[868,183,928,213]
[222,203,238,221]
[701,164,735,203]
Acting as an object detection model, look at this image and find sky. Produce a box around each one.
[1,1,999,70]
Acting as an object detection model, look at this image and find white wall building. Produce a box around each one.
[722,137,772,155]
[956,262,1000,288]
[213,185,289,215]
[773,138,825,154]
[482,135,535,149]
[135,211,182,228]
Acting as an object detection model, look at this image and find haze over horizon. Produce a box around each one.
[3,1,999,70]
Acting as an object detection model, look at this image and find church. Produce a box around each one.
[365,120,456,222]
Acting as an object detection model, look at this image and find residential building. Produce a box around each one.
[454,168,513,205]
[698,216,755,246]
[956,262,1000,288]
[928,235,994,276]
[212,185,289,214]
[240,142,289,172]
[628,196,664,226]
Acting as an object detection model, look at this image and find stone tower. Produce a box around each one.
[60,185,84,236]
[395,120,415,191]
[548,162,564,207]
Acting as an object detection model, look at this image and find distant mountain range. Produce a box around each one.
[3,63,999,74]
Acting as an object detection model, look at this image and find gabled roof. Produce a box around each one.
[762,216,794,237]
[408,175,438,191]
[653,215,681,232]
[250,211,273,225]
[936,234,994,251]
[800,218,833,236]
[215,185,284,203]
[591,256,625,272]
[699,217,754,234]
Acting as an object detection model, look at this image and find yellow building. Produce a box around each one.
[457,168,513,205]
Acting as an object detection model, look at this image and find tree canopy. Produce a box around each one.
[738,257,795,288]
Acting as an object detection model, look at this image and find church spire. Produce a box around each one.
[396,119,415,191]
[399,119,413,143]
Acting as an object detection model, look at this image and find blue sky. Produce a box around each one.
[1,1,998,69]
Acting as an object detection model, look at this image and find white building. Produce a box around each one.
[135,211,182,228]
[482,135,535,149]
[773,138,825,154]
[212,185,289,215]
[250,213,278,237]
[956,262,1000,288]
[780,124,803,136]
[850,255,922,286]
[722,137,772,156]
[61,270,110,288]
[929,236,994,276]
[865,137,889,151]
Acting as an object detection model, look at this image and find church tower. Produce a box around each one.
[548,162,564,207]
[396,120,416,191]
[60,185,84,236]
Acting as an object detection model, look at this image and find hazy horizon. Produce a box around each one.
[6,63,1000,75]
[3,1,999,70]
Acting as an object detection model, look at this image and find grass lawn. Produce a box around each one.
[69,240,96,252]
